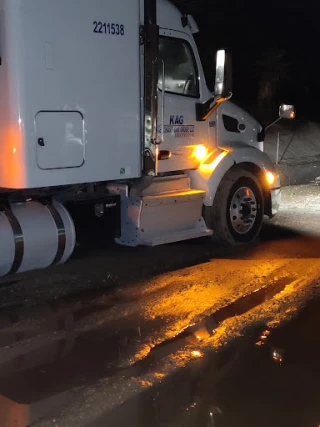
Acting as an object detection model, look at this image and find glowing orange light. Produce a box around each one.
[266,171,275,185]
[191,350,202,358]
[0,125,26,188]
[199,151,228,173]
[193,145,208,161]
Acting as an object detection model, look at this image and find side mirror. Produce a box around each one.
[214,49,232,100]
[279,104,296,120]
[195,49,233,121]
[263,104,296,135]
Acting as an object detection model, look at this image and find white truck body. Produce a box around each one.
[0,0,267,188]
[0,0,144,188]
[0,0,282,277]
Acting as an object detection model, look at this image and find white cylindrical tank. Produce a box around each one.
[0,200,76,276]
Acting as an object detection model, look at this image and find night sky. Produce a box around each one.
[173,0,320,124]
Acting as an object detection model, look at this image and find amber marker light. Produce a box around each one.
[266,171,275,185]
[193,145,208,161]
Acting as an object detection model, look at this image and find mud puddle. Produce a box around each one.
[94,295,320,427]
[0,276,292,426]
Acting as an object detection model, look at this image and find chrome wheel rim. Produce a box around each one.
[229,186,258,234]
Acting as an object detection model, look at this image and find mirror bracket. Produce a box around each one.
[265,117,281,131]
[196,93,232,122]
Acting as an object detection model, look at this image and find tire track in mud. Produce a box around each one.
[28,272,317,427]
[2,265,320,427]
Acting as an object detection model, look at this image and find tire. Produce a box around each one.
[204,168,264,246]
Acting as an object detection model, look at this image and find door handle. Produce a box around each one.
[38,138,45,147]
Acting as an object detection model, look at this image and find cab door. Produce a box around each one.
[157,29,208,173]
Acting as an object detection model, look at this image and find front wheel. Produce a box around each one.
[204,168,264,246]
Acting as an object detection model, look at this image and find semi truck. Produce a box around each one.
[0,0,295,277]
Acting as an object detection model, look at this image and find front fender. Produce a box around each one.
[227,144,280,187]
[188,150,235,206]
[188,144,279,207]
[226,144,275,173]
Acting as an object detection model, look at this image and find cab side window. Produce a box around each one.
[158,37,199,98]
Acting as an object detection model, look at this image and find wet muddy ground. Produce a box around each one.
[0,185,320,426]
[100,296,320,427]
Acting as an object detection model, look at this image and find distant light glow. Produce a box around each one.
[266,171,275,185]
[191,350,202,358]
[272,349,283,364]
[13,147,17,154]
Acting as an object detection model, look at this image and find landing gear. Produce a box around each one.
[204,168,264,245]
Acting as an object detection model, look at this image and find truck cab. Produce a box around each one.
[0,0,293,277]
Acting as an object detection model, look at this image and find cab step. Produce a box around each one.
[111,175,212,247]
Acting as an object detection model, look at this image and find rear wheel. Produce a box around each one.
[204,168,264,246]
